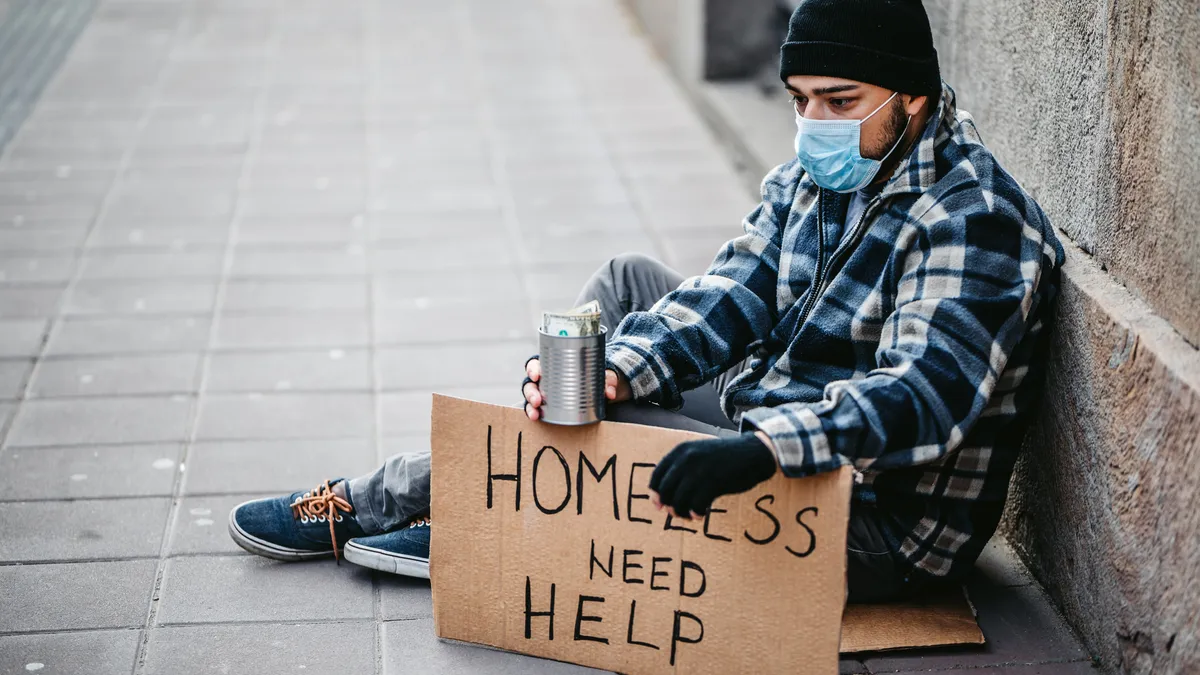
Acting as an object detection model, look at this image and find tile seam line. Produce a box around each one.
[0,3,174,457]
[129,7,280,673]
[456,1,538,338]
[0,617,423,637]
[363,1,384,672]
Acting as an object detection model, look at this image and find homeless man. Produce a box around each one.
[229,0,1063,603]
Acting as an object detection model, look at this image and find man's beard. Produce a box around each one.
[863,97,909,161]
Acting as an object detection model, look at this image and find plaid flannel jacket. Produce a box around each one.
[606,84,1064,580]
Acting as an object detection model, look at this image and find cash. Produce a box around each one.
[541,299,601,337]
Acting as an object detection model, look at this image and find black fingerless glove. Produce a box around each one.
[649,433,778,517]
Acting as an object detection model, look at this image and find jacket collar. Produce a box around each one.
[876,82,958,201]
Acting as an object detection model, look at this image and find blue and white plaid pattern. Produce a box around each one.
[607,85,1064,580]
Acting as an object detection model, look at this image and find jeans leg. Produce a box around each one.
[575,252,748,429]
[574,252,687,334]
[346,451,431,535]
[844,503,944,603]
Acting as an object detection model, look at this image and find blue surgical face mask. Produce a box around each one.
[793,92,909,193]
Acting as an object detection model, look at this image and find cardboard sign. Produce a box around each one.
[430,395,853,675]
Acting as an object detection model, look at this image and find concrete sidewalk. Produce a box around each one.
[0,0,1092,673]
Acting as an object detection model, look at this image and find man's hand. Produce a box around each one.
[523,357,631,422]
[649,433,777,519]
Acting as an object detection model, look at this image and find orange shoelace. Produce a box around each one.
[290,480,354,562]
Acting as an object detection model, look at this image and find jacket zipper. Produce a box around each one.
[726,191,881,403]
[794,189,881,331]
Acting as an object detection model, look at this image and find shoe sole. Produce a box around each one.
[343,539,430,579]
[227,500,336,562]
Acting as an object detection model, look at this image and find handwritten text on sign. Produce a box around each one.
[429,396,851,675]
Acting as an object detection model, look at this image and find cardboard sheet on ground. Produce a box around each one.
[429,396,982,674]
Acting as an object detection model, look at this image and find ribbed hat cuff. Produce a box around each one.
[779,41,941,97]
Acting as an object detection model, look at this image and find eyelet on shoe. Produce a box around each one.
[300,515,309,523]
[335,516,343,522]
[318,516,326,522]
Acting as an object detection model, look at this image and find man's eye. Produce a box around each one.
[830,98,851,108]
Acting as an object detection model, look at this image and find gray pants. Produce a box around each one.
[347,253,923,602]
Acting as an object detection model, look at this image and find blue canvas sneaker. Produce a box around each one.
[344,517,430,579]
[228,479,366,562]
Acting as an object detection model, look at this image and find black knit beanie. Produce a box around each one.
[779,0,941,97]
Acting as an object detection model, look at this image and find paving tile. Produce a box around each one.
[379,387,515,437]
[0,629,141,675]
[106,188,236,220]
[0,224,90,252]
[0,560,156,631]
[0,319,49,357]
[156,555,374,624]
[222,279,368,312]
[512,204,643,237]
[49,316,211,356]
[0,444,182,500]
[30,353,201,397]
[0,498,171,562]
[375,299,533,345]
[87,218,231,250]
[206,348,371,393]
[0,255,77,283]
[185,438,376,494]
[972,537,1036,589]
[7,397,194,447]
[195,392,373,440]
[377,341,531,390]
[143,622,375,674]
[374,269,526,306]
[369,209,507,242]
[372,236,514,273]
[840,658,870,674]
[214,313,369,349]
[0,359,32,398]
[382,618,611,674]
[77,251,226,280]
[229,247,367,277]
[517,232,660,268]
[888,664,1098,674]
[236,215,367,246]
[863,585,1089,672]
[0,286,65,318]
[168,493,271,556]
[523,263,600,305]
[379,573,433,620]
[65,280,217,315]
[658,229,739,276]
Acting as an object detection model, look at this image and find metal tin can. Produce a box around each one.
[537,326,607,425]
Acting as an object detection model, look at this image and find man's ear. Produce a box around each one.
[902,93,928,117]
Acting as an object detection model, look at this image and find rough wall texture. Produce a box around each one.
[1003,242,1200,674]
[925,3,1200,672]
[927,0,1200,347]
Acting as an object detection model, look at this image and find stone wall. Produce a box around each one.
[925,0,1200,347]
[925,2,1200,673]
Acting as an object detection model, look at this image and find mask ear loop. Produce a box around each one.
[859,91,900,125]
[878,111,912,165]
